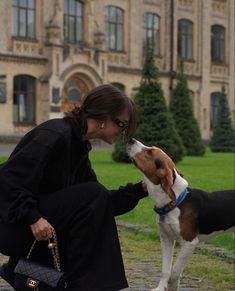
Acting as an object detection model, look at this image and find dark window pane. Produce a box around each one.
[12,7,18,35]
[64,16,68,39]
[69,0,76,15]
[19,0,27,8]
[64,0,68,13]
[105,6,123,51]
[116,8,123,23]
[109,6,116,22]
[110,23,116,49]
[76,17,82,42]
[13,75,35,123]
[68,89,81,102]
[19,9,26,36]
[27,10,35,37]
[143,13,160,56]
[28,0,35,9]
[211,25,225,63]
[117,24,123,50]
[76,1,82,16]
[69,16,75,42]
[178,19,193,59]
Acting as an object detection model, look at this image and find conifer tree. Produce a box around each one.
[170,62,205,156]
[112,47,185,162]
[210,85,235,152]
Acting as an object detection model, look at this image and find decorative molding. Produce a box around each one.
[183,61,198,75]
[211,64,229,77]
[212,0,227,14]
[13,40,41,56]
[145,0,161,7]
[108,53,128,66]
[108,66,201,80]
[178,0,194,6]
[0,53,48,65]
[178,0,194,12]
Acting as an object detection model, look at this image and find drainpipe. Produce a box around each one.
[169,0,176,101]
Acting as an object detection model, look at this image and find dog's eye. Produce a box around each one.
[147,149,152,156]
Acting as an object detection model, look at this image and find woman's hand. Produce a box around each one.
[30,217,54,241]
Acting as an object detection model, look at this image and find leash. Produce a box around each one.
[154,188,189,222]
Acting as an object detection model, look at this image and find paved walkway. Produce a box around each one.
[0,144,15,157]
[0,253,205,291]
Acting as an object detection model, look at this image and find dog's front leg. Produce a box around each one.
[151,224,175,291]
[168,238,199,291]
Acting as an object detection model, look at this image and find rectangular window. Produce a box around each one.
[105,6,124,51]
[12,0,36,38]
[64,0,83,44]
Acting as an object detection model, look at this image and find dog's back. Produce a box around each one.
[180,189,235,235]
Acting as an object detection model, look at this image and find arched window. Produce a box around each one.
[178,19,193,60]
[143,13,160,56]
[13,75,36,124]
[105,6,124,51]
[64,0,83,44]
[211,25,225,64]
[68,88,81,102]
[210,92,223,129]
[12,0,35,38]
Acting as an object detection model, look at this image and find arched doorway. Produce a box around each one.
[61,75,90,112]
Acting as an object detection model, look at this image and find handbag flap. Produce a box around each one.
[14,258,64,288]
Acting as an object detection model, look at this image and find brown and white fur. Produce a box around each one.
[127,138,235,291]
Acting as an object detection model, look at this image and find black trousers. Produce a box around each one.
[0,182,128,291]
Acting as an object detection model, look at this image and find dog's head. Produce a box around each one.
[127,138,183,201]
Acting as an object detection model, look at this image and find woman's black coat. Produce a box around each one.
[0,118,147,226]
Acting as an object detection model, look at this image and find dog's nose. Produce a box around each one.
[128,138,136,145]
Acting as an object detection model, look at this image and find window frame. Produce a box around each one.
[13,75,36,125]
[64,0,84,44]
[143,12,160,56]
[178,19,193,60]
[211,25,225,64]
[105,5,124,52]
[12,0,36,39]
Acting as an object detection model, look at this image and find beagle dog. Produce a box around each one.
[127,138,235,291]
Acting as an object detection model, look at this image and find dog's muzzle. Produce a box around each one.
[126,138,145,157]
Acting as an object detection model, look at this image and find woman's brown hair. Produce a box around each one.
[64,84,137,138]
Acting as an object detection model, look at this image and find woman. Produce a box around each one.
[0,84,148,291]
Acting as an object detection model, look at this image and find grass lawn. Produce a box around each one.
[0,149,234,252]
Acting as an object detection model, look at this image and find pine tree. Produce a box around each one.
[210,85,235,152]
[170,62,205,156]
[112,46,185,162]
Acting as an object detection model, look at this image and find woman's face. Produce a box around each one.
[99,111,130,144]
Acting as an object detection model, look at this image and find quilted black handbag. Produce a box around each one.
[13,229,66,290]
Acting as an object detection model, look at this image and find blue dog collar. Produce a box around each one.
[154,188,189,221]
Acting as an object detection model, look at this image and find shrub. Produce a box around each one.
[170,62,205,156]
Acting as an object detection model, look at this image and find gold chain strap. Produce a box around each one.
[27,229,61,272]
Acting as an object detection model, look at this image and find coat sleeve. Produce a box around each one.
[0,130,65,225]
[110,182,148,216]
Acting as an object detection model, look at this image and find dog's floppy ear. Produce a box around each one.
[155,159,176,201]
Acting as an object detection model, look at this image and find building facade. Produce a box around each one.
[0,0,234,141]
